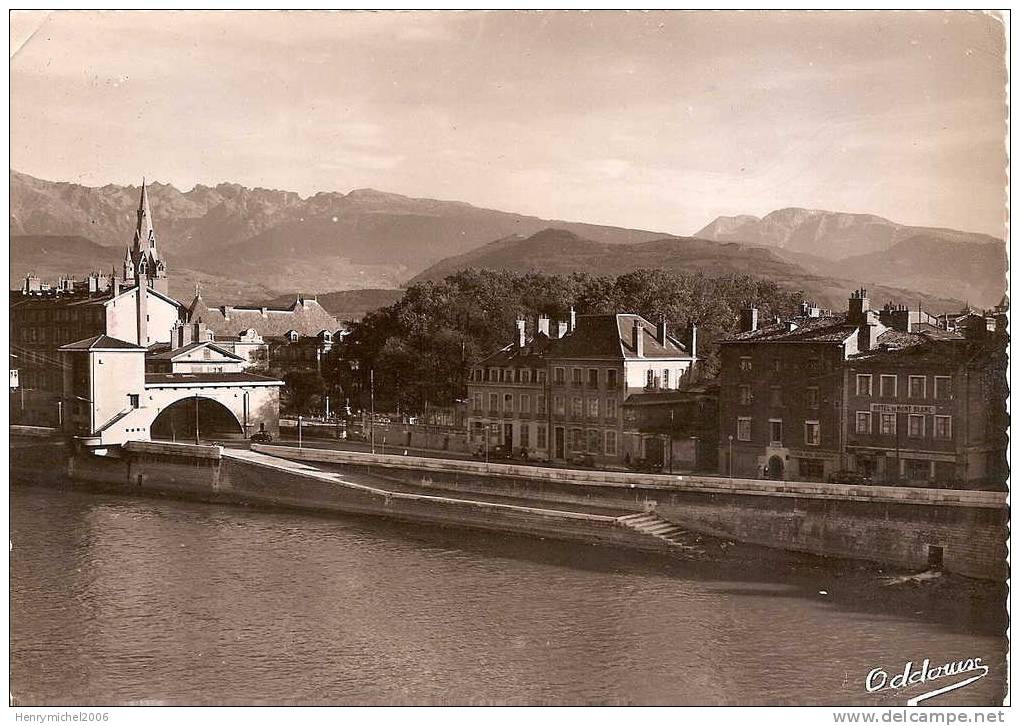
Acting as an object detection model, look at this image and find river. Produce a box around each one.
[10,483,1007,706]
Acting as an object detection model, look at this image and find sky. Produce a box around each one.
[9,10,1009,237]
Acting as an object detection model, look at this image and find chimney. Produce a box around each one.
[515,319,526,348]
[632,320,644,357]
[568,306,576,333]
[848,288,870,325]
[555,320,569,339]
[112,277,120,296]
[857,310,880,351]
[537,314,550,337]
[688,320,698,359]
[656,315,667,346]
[739,306,759,333]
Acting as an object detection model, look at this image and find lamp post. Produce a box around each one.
[370,368,376,454]
[728,434,734,479]
[194,393,200,445]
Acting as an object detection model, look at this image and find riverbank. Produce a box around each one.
[10,432,1008,581]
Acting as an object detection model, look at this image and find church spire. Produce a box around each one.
[133,178,157,253]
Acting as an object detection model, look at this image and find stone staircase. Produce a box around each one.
[617,511,703,553]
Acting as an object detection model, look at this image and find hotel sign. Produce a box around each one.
[870,403,936,415]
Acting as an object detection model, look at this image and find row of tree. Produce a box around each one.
[321,268,803,415]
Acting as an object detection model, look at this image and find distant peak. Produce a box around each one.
[525,228,584,243]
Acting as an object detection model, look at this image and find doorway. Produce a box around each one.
[554,426,565,459]
[767,455,785,480]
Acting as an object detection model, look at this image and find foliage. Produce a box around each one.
[282,369,327,414]
[330,268,803,412]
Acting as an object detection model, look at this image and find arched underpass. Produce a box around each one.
[150,396,245,443]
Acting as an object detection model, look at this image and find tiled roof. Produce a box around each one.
[476,313,693,366]
[722,314,858,344]
[58,334,145,351]
[144,372,284,385]
[146,341,244,361]
[187,295,341,337]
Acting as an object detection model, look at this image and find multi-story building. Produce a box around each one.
[718,289,1006,487]
[467,311,698,466]
[845,327,1007,488]
[10,183,184,425]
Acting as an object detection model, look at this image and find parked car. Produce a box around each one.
[250,431,273,444]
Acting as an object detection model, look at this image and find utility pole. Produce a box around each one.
[298,415,303,448]
[194,393,200,445]
[728,434,734,479]
[370,368,376,454]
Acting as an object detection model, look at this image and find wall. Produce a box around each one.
[259,446,1007,581]
[105,287,179,346]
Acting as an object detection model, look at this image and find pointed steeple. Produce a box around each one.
[133,178,157,252]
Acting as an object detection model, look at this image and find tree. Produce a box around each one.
[283,369,326,415]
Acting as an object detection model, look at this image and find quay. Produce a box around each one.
[11,427,1007,581]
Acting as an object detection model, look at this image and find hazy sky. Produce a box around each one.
[10,10,1008,237]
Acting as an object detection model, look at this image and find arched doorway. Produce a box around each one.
[150,396,244,442]
[767,455,785,480]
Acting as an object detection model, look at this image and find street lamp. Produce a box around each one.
[728,434,734,479]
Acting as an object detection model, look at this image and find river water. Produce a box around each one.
[10,483,1007,706]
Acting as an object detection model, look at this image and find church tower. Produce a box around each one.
[124,179,169,296]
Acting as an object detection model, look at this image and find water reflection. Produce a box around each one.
[10,484,1006,706]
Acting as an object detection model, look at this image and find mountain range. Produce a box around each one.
[9,170,1007,311]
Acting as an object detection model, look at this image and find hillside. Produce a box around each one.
[410,228,965,312]
[9,234,278,305]
[10,170,670,291]
[258,288,403,321]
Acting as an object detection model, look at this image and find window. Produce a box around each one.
[129,394,140,409]
[520,394,531,413]
[806,386,819,408]
[571,368,582,386]
[769,386,782,407]
[856,374,873,397]
[880,413,897,435]
[737,417,752,441]
[663,369,670,389]
[605,398,618,421]
[646,369,655,388]
[908,414,925,438]
[571,397,583,417]
[856,411,872,434]
[488,393,499,412]
[537,424,548,449]
[520,425,530,448]
[587,397,599,419]
[554,395,565,415]
[537,395,547,414]
[536,369,547,384]
[571,428,584,451]
[769,419,783,446]
[739,356,752,372]
[521,369,531,384]
[587,429,601,453]
[472,394,482,413]
[879,374,897,397]
[804,421,820,446]
[554,367,565,384]
[739,385,753,406]
[588,368,599,387]
[934,415,952,439]
[908,376,926,399]
[772,359,781,374]
[503,393,514,413]
[605,430,618,456]
[934,376,952,400]
[606,369,618,389]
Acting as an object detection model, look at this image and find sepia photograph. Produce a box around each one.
[6,8,1011,718]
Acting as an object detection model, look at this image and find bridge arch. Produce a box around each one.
[150,395,245,442]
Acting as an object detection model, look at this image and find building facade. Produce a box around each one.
[467,312,699,466]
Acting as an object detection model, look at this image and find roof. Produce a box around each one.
[475,331,555,367]
[146,341,244,361]
[551,314,690,359]
[722,314,858,344]
[623,387,719,406]
[144,372,284,386]
[186,295,341,337]
[58,334,145,352]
